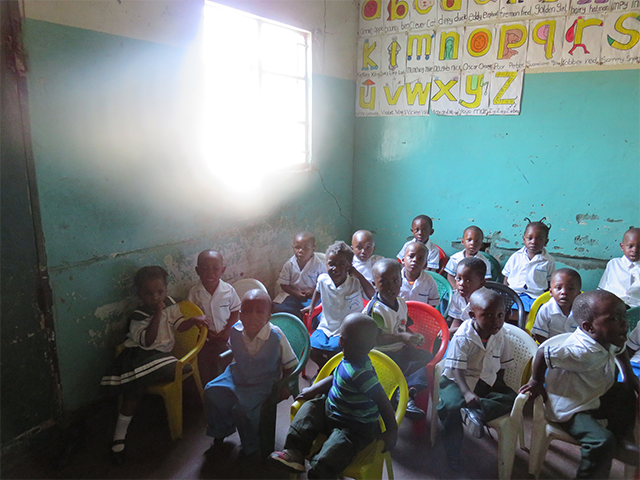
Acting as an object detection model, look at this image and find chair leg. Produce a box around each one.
[163,385,183,441]
[191,364,204,400]
[497,425,518,480]
[529,433,552,478]
[385,451,394,480]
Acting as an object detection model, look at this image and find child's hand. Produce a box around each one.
[191,315,208,328]
[300,305,312,315]
[153,301,165,313]
[518,379,548,401]
[463,391,481,409]
[208,329,229,340]
[300,289,313,299]
[381,429,397,453]
[409,333,425,347]
[295,387,317,401]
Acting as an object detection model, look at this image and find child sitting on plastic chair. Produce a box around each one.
[447,256,488,337]
[598,227,640,308]
[399,241,440,307]
[396,214,440,272]
[444,225,492,289]
[351,229,383,286]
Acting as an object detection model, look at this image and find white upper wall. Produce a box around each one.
[23,0,358,81]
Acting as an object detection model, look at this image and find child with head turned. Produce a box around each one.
[399,241,440,307]
[531,268,582,344]
[502,219,556,314]
[351,229,383,285]
[397,215,440,272]
[203,289,298,459]
[447,257,488,336]
[269,314,397,480]
[274,231,327,318]
[187,250,241,384]
[438,289,517,471]
[521,291,639,479]
[598,227,640,308]
[306,241,375,371]
[444,226,492,289]
[101,266,208,463]
[365,258,433,419]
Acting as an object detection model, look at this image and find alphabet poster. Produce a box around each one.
[357,0,640,116]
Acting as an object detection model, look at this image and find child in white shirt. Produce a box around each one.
[399,241,439,307]
[351,229,383,284]
[598,227,640,308]
[397,215,440,271]
[447,257,487,337]
[444,226,492,289]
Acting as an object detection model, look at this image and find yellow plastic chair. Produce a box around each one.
[525,291,551,335]
[290,350,408,480]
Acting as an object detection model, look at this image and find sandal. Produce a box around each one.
[268,449,305,473]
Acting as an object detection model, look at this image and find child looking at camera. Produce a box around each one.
[598,227,640,308]
[399,242,439,307]
[444,226,492,289]
[397,215,440,272]
[351,229,383,285]
[447,257,488,337]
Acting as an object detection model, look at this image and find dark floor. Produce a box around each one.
[3,364,631,480]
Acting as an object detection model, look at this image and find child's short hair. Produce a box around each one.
[295,231,316,245]
[413,214,433,228]
[134,266,168,289]
[457,256,487,279]
[571,290,616,324]
[464,225,484,239]
[406,241,429,257]
[524,217,551,237]
[372,258,402,278]
[624,227,640,239]
[552,268,582,288]
[325,241,354,262]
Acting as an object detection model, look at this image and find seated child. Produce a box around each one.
[447,257,487,336]
[274,231,327,318]
[351,229,383,284]
[269,314,397,479]
[502,219,556,313]
[520,290,639,479]
[444,226,492,289]
[626,322,640,381]
[531,268,581,344]
[397,214,440,272]
[365,258,433,419]
[306,241,375,370]
[598,227,640,308]
[101,266,208,463]
[438,289,517,472]
[399,242,440,307]
[187,250,241,384]
[203,289,298,458]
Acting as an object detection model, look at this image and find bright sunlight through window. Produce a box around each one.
[202,2,311,186]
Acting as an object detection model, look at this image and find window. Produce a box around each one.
[202,2,311,182]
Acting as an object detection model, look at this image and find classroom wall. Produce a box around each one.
[19,0,358,411]
[352,68,640,289]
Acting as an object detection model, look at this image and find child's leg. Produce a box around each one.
[310,331,340,372]
[233,400,263,456]
[475,377,518,422]
[596,382,637,441]
[198,338,229,386]
[284,397,330,455]
[437,377,467,460]
[111,390,143,454]
[273,296,304,319]
[203,375,238,441]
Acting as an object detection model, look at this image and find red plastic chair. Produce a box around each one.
[405,301,450,437]
[433,244,448,276]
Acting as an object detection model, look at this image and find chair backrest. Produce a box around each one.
[406,301,450,365]
[538,332,572,349]
[433,243,448,275]
[172,301,207,359]
[526,291,552,334]
[479,251,503,283]
[627,306,640,333]
[270,313,311,370]
[484,281,526,329]
[316,252,326,263]
[232,278,269,300]
[425,271,453,317]
[501,323,539,391]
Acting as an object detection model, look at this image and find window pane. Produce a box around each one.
[261,73,306,123]
[261,23,307,77]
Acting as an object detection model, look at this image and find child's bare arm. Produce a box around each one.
[177,314,209,332]
[503,276,509,286]
[447,273,457,290]
[377,331,424,347]
[448,318,462,336]
[519,348,548,400]
[616,349,640,394]
[295,375,333,401]
[370,387,398,452]
[281,283,306,300]
[144,302,164,346]
[349,266,375,299]
[302,290,320,316]
[533,333,547,344]
[452,368,480,408]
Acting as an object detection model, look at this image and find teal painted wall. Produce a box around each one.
[23,18,355,410]
[353,70,640,290]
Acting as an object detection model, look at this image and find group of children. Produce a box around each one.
[100,217,640,479]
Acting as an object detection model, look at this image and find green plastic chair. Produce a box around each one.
[259,313,310,457]
[425,271,453,318]
[480,251,504,283]
[627,306,640,333]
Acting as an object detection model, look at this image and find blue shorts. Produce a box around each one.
[310,329,341,352]
[511,293,536,312]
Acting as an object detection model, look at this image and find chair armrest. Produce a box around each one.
[291,399,305,421]
[509,391,529,418]
[173,325,208,381]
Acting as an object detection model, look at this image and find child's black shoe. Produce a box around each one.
[460,407,485,438]
[110,440,126,465]
[405,398,426,420]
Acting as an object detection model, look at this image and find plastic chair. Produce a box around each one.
[434,244,448,276]
[405,301,450,438]
[526,291,552,335]
[430,324,537,480]
[145,300,208,441]
[258,313,311,457]
[485,281,526,329]
[425,271,453,318]
[628,306,640,333]
[232,278,269,300]
[290,350,408,480]
[479,251,504,283]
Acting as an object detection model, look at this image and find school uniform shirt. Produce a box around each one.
[399,268,440,306]
[232,321,298,371]
[396,239,440,270]
[447,287,489,321]
[542,327,625,422]
[626,324,640,364]
[365,294,409,353]
[598,256,640,308]
[188,280,241,334]
[443,319,515,391]
[124,297,185,353]
[502,247,556,298]
[352,254,384,284]
[316,274,365,337]
[531,297,579,339]
[278,253,327,292]
[444,250,492,279]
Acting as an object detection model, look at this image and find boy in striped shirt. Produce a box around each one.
[269,314,397,479]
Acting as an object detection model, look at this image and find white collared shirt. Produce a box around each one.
[397,239,440,270]
[447,287,489,321]
[316,274,365,337]
[366,295,409,353]
[531,297,578,339]
[278,253,327,291]
[543,327,625,422]
[352,254,384,284]
[125,300,185,353]
[187,280,241,334]
[232,321,298,370]
[443,319,515,391]
[444,250,492,279]
[502,247,556,298]
[626,324,640,364]
[598,256,640,307]
[399,268,439,306]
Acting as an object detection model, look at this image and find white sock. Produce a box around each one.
[112,414,133,452]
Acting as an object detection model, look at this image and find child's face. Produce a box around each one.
[549,273,581,311]
[138,277,168,310]
[196,254,225,292]
[462,229,483,256]
[620,231,639,263]
[403,243,427,278]
[523,226,548,258]
[293,236,315,265]
[455,265,485,300]
[411,218,433,244]
[326,252,351,287]
[352,233,375,262]
[373,267,402,306]
[470,299,505,339]
[240,296,271,339]
[583,296,628,348]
